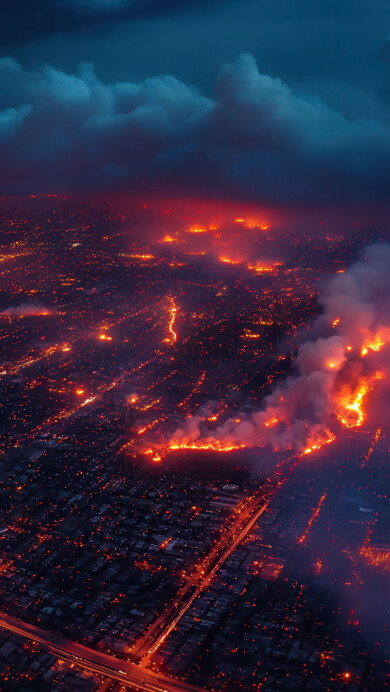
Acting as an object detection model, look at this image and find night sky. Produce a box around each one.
[1,1,390,215]
[1,6,390,689]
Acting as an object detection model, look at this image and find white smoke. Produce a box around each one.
[170,244,390,453]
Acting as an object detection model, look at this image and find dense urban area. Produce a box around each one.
[0,196,389,691]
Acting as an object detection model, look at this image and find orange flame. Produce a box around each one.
[219,255,241,265]
[163,296,178,345]
[187,226,208,234]
[361,336,385,356]
[169,441,246,453]
[247,261,282,274]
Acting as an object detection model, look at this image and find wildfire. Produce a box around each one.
[219,255,241,265]
[342,384,367,427]
[335,373,382,429]
[361,336,385,356]
[332,318,340,327]
[137,417,163,435]
[247,261,282,274]
[303,435,335,456]
[163,296,178,345]
[242,330,260,339]
[187,226,208,234]
[264,417,279,428]
[160,537,173,549]
[126,253,155,260]
[168,441,246,453]
[233,218,269,230]
[143,447,163,463]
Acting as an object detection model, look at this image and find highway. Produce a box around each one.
[0,612,207,692]
[132,454,299,664]
[0,454,300,689]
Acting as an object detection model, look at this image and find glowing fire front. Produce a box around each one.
[138,245,390,465]
[335,371,383,429]
[163,296,178,345]
[169,441,246,453]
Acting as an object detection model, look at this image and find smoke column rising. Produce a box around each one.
[170,244,390,454]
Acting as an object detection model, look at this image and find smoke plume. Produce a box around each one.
[170,244,390,454]
[0,303,52,317]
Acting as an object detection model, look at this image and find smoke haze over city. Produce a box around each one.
[0,2,389,692]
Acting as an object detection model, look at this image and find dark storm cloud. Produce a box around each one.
[1,53,390,207]
[0,0,224,48]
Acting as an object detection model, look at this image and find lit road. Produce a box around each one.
[132,454,300,664]
[0,612,207,692]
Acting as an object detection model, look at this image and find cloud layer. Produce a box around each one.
[1,54,390,207]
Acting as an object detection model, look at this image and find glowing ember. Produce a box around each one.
[160,537,172,549]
